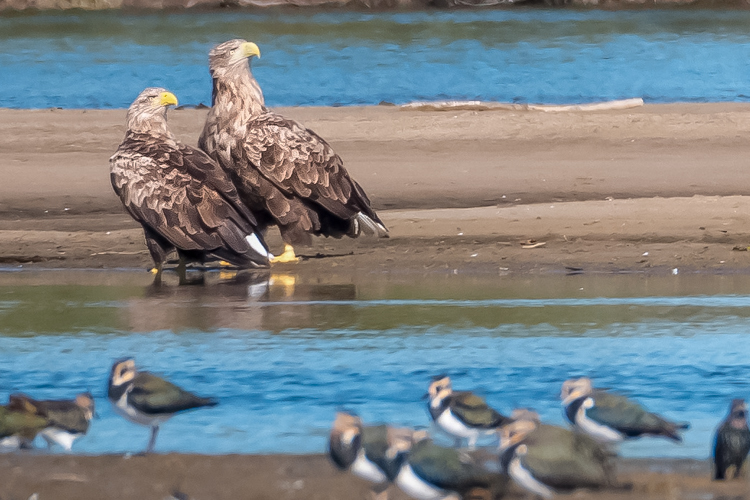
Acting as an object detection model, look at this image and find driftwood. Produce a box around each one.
[400,98,644,112]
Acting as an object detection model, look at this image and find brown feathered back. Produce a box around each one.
[111,87,270,268]
[200,40,388,246]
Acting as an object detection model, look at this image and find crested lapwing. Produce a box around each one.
[560,377,688,444]
[329,412,414,500]
[714,399,750,480]
[393,431,507,500]
[107,358,218,453]
[7,392,94,451]
[498,411,613,499]
[426,375,511,449]
[0,403,49,451]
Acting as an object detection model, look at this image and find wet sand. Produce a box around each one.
[1,104,750,275]
[2,453,749,500]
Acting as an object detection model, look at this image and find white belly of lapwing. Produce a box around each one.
[350,449,388,484]
[508,455,554,500]
[40,427,81,451]
[114,391,171,427]
[436,409,481,440]
[395,464,457,500]
[0,436,23,452]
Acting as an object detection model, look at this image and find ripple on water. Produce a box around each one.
[1,270,750,457]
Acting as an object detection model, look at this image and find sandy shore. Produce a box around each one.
[2,453,749,500]
[2,103,750,274]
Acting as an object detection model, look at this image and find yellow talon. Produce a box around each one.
[219,261,232,267]
[270,244,300,264]
[149,268,159,274]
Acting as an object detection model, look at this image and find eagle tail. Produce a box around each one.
[352,212,389,238]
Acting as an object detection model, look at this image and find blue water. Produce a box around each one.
[2,270,750,458]
[3,9,750,108]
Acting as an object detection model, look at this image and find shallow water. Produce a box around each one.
[3,9,750,108]
[1,269,750,458]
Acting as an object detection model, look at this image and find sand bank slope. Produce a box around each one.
[2,104,750,273]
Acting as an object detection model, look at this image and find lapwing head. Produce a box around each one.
[331,412,362,447]
[729,399,748,428]
[427,375,452,401]
[109,358,137,388]
[510,408,540,422]
[75,393,96,421]
[384,427,421,460]
[560,377,593,406]
[498,418,537,451]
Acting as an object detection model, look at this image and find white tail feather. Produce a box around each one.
[355,212,389,238]
[246,233,270,259]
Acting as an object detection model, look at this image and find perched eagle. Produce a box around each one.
[199,39,388,263]
[110,87,271,280]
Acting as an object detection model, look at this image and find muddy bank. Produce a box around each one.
[1,454,748,500]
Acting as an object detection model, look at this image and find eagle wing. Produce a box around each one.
[110,134,263,260]
[239,113,383,224]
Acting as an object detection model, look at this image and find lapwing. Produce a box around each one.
[426,375,511,449]
[393,431,507,500]
[713,399,750,480]
[0,403,49,451]
[107,358,218,453]
[329,412,414,500]
[498,412,613,499]
[560,377,688,444]
[7,392,94,451]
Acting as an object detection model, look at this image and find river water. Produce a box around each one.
[1,269,750,458]
[2,9,750,108]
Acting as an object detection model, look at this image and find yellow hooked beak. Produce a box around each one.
[157,91,178,107]
[241,41,261,59]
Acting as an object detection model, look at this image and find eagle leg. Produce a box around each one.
[270,244,299,264]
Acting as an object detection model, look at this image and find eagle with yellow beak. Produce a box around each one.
[110,87,271,281]
[199,39,388,264]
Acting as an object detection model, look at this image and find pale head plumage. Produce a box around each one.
[208,39,261,77]
[331,411,363,445]
[109,358,137,387]
[125,87,178,138]
[728,398,748,429]
[207,39,265,113]
[498,417,538,450]
[560,377,594,406]
[428,375,452,399]
[75,393,96,421]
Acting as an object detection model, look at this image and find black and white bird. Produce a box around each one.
[7,392,94,451]
[426,375,511,449]
[107,358,218,453]
[328,412,413,500]
[393,431,507,500]
[560,377,688,444]
[713,399,750,480]
[498,411,613,499]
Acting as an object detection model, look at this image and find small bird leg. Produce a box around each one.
[371,484,389,500]
[270,244,299,264]
[150,263,163,284]
[146,425,159,453]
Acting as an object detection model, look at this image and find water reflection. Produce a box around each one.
[123,272,358,333]
[2,270,750,457]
